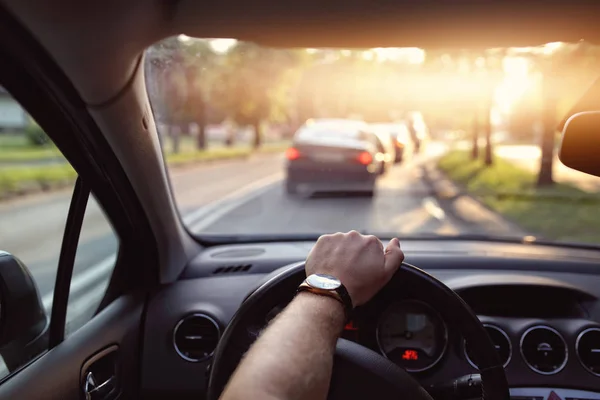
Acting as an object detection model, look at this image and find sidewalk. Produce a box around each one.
[424,162,529,237]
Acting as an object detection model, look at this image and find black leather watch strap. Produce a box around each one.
[297,278,353,324]
[335,284,353,323]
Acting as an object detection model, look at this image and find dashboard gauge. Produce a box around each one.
[376,300,448,372]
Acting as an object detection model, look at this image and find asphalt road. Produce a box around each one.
[0,142,519,335]
[187,143,466,236]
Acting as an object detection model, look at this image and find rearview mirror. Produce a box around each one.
[559,111,600,178]
[0,252,47,372]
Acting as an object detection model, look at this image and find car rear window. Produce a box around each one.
[295,125,360,141]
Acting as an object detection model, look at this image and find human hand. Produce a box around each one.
[305,231,404,306]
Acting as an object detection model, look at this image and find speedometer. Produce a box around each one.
[376,300,448,372]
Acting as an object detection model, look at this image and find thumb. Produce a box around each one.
[384,238,404,273]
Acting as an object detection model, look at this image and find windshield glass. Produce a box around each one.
[145,37,600,245]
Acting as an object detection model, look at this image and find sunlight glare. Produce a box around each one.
[373,48,425,64]
[495,56,532,112]
[362,51,375,61]
[210,38,237,54]
[542,42,564,55]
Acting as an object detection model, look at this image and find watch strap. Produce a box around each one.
[297,279,353,323]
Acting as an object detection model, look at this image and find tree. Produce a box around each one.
[145,37,216,151]
[513,42,600,186]
[210,42,305,148]
[482,50,506,166]
[471,110,480,159]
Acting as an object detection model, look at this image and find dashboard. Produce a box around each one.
[140,240,600,399]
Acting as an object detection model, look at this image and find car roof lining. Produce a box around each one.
[175,0,600,49]
[3,0,600,104]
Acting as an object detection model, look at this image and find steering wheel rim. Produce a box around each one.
[207,262,509,400]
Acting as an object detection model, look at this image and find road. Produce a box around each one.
[0,142,522,336]
[187,144,464,235]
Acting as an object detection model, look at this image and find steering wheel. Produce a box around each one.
[207,262,510,400]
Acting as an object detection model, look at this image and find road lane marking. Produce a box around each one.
[65,279,109,323]
[422,197,445,221]
[186,173,283,232]
[42,254,116,313]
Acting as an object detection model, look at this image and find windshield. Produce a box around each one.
[145,37,600,245]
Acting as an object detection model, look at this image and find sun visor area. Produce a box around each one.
[174,0,600,48]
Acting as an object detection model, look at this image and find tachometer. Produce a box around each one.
[376,300,448,372]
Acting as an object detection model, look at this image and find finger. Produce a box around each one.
[384,238,404,273]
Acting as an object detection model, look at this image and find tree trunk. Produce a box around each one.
[483,101,493,166]
[252,121,262,149]
[471,110,479,160]
[196,124,206,150]
[537,79,556,187]
[171,125,181,154]
[224,127,234,147]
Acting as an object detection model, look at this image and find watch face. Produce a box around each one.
[306,274,341,290]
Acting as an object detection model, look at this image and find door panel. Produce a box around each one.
[0,294,144,400]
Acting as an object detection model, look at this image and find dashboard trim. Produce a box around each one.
[510,387,600,399]
[520,325,568,376]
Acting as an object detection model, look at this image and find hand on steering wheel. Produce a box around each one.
[208,233,510,400]
[305,231,404,306]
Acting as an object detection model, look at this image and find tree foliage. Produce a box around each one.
[145,37,600,158]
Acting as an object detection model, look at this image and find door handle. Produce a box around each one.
[83,371,116,400]
[81,345,120,400]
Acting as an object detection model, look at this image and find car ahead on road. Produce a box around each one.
[370,126,396,171]
[285,119,385,196]
[371,122,414,163]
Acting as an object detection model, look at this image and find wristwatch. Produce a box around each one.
[297,273,353,322]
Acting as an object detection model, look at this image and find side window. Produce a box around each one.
[0,90,118,378]
[66,195,118,337]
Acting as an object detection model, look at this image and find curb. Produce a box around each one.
[422,162,529,237]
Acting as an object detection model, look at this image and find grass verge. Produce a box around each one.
[0,147,62,162]
[166,142,288,166]
[438,150,600,244]
[0,142,289,200]
[0,164,77,198]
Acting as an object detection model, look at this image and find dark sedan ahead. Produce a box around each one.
[285,119,385,197]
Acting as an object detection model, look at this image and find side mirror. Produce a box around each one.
[559,111,600,177]
[0,252,47,372]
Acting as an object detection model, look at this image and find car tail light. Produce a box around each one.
[286,147,301,161]
[357,151,373,165]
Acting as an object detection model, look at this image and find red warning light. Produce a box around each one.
[401,349,419,360]
[344,320,358,331]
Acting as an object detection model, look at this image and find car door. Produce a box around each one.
[0,6,158,399]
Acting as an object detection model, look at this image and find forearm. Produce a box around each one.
[220,292,345,400]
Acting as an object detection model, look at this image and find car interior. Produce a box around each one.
[1,0,600,399]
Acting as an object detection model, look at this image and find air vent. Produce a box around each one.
[212,264,252,274]
[173,314,220,362]
[520,326,567,375]
[465,325,512,369]
[576,327,600,376]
